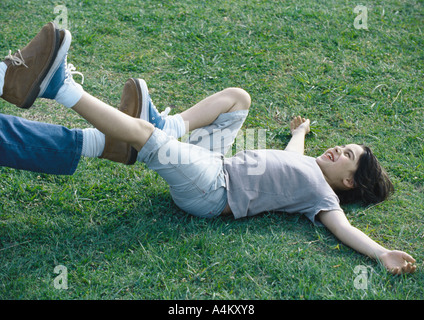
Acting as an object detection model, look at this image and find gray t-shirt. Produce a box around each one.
[223,149,342,225]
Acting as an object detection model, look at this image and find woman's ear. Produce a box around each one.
[343,177,355,190]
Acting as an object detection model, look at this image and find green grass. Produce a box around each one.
[1,0,423,300]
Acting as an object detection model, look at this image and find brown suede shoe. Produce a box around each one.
[1,22,60,109]
[100,78,142,165]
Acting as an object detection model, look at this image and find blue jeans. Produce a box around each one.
[0,113,82,175]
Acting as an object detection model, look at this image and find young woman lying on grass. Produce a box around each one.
[0,23,416,275]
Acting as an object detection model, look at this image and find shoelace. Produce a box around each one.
[65,63,84,84]
[161,106,171,117]
[4,50,28,68]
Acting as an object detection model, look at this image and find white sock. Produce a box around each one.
[162,114,186,138]
[0,62,7,96]
[55,79,85,108]
[81,128,105,158]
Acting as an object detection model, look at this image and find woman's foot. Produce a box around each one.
[136,78,186,138]
[37,29,84,108]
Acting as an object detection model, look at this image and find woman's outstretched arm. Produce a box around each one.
[318,209,416,275]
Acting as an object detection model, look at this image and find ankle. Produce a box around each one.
[131,120,155,151]
[55,79,85,108]
[162,114,186,138]
[81,128,105,158]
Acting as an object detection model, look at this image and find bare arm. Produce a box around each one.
[285,116,310,155]
[318,209,416,275]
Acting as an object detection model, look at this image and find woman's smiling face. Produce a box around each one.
[316,144,365,191]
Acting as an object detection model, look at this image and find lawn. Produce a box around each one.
[0,0,423,302]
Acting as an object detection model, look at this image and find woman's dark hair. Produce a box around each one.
[336,145,394,205]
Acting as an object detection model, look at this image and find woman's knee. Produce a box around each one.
[223,87,251,111]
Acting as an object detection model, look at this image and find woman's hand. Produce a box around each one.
[378,250,417,275]
[285,116,310,154]
[290,116,310,136]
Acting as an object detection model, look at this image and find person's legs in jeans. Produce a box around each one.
[0,114,82,175]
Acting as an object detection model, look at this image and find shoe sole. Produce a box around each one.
[135,78,149,122]
[38,29,72,97]
[21,23,60,109]
[129,78,143,118]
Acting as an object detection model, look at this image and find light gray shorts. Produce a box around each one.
[137,110,248,218]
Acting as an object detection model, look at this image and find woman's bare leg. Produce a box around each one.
[180,87,251,133]
[72,92,154,152]
[62,87,250,154]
